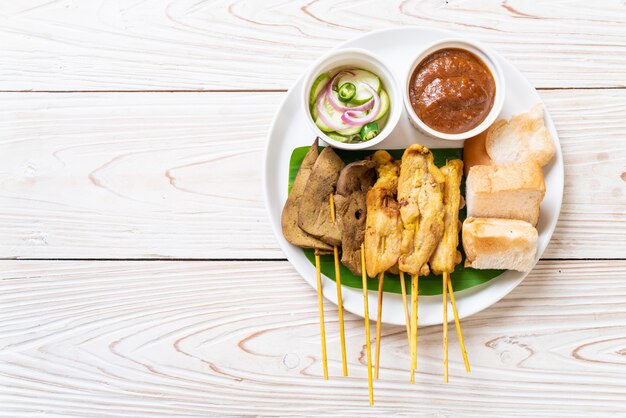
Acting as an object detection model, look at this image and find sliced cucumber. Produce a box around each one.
[375,110,390,131]
[373,89,390,122]
[337,124,362,136]
[337,69,381,105]
[315,116,333,133]
[309,73,330,108]
[327,132,363,143]
[311,100,318,121]
[326,132,349,143]
[314,92,344,133]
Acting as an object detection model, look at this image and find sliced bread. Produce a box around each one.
[462,217,538,272]
[485,103,556,167]
[466,161,545,226]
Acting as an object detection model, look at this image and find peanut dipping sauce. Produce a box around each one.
[409,48,495,134]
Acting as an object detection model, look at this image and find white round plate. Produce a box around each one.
[263,27,564,326]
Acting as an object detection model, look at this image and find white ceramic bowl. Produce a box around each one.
[301,48,402,150]
[404,38,506,141]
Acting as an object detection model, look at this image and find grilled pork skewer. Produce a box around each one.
[363,151,403,379]
[397,144,445,383]
[298,145,347,380]
[335,160,377,276]
[364,151,402,278]
[283,141,347,380]
[281,140,332,379]
[333,159,376,376]
[429,160,469,380]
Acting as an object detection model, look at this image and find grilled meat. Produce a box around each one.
[364,151,403,278]
[298,146,345,246]
[429,160,464,275]
[397,144,445,276]
[334,160,377,276]
[281,139,333,250]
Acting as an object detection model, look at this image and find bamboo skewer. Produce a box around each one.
[329,194,348,376]
[314,249,329,380]
[360,244,374,405]
[374,271,384,379]
[399,271,411,347]
[447,276,470,372]
[333,244,348,376]
[443,273,449,383]
[410,274,419,384]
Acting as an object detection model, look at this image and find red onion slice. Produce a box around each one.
[340,83,381,126]
[326,71,374,112]
[315,90,346,131]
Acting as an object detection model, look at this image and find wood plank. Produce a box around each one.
[0,90,624,260]
[1,260,625,417]
[0,0,625,90]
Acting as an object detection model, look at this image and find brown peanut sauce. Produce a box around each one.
[409,48,495,134]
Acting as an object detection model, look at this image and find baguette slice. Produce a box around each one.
[462,217,538,272]
[485,103,555,167]
[466,161,545,226]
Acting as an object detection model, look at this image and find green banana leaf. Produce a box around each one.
[288,146,503,296]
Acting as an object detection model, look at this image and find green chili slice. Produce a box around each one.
[360,122,379,141]
[337,82,356,102]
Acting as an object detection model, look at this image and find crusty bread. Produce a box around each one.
[462,130,493,176]
[466,162,545,226]
[462,217,538,272]
[486,103,556,167]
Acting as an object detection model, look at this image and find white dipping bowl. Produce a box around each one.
[302,48,402,150]
[404,39,505,141]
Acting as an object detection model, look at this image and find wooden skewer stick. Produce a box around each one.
[314,249,329,380]
[329,194,348,376]
[447,275,470,372]
[410,274,419,384]
[374,271,384,379]
[399,271,411,347]
[443,272,449,383]
[360,244,374,405]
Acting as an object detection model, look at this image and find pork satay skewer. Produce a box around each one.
[281,141,334,380]
[296,145,344,380]
[329,194,348,376]
[398,144,446,384]
[363,151,403,381]
[333,160,376,377]
[314,249,329,380]
[361,244,374,405]
[429,159,469,380]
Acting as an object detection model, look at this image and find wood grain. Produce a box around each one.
[1,260,625,417]
[2,1,625,416]
[0,90,624,260]
[0,0,625,91]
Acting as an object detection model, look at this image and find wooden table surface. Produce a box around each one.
[1,1,625,417]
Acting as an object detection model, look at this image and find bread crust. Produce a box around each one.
[485,103,556,166]
[466,161,545,226]
[462,217,538,272]
[468,161,545,194]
